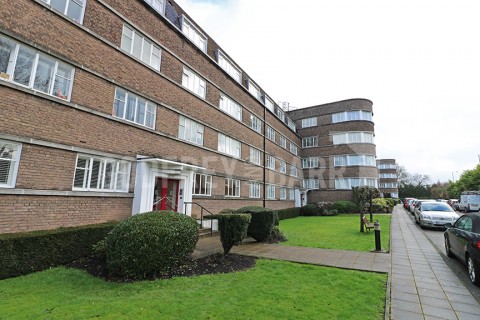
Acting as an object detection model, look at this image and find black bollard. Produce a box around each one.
[374,221,381,251]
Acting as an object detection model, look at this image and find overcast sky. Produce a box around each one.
[176,0,480,183]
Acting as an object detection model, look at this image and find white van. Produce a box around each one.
[458,191,480,212]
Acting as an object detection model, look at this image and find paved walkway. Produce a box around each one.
[192,205,480,319]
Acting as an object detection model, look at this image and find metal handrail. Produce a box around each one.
[184,202,215,236]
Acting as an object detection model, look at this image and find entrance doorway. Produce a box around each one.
[153,178,179,211]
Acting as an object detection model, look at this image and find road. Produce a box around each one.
[401,208,480,303]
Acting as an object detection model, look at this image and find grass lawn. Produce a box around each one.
[0,259,386,320]
[280,214,391,252]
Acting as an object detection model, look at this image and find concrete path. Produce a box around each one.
[192,205,480,319]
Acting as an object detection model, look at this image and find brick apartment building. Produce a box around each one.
[288,99,378,202]
[377,159,399,198]
[0,0,379,234]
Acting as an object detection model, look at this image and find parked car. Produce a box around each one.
[409,199,418,214]
[403,197,415,210]
[414,201,458,229]
[458,191,480,212]
[444,213,480,285]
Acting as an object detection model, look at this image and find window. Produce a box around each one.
[218,134,241,158]
[41,0,86,23]
[178,116,204,145]
[0,35,74,100]
[249,147,261,165]
[289,188,295,200]
[265,96,274,111]
[334,155,376,167]
[266,155,275,170]
[250,114,262,133]
[266,126,275,142]
[247,80,261,101]
[249,182,260,198]
[290,143,298,155]
[0,140,22,188]
[193,173,212,196]
[379,173,397,179]
[335,178,378,190]
[279,135,287,148]
[301,117,317,128]
[279,160,286,173]
[380,182,398,188]
[280,187,287,200]
[144,0,165,14]
[73,155,130,192]
[121,25,161,70]
[274,106,285,122]
[181,16,207,52]
[378,164,397,169]
[287,118,297,132]
[113,88,156,129]
[216,50,241,82]
[290,165,298,177]
[219,95,242,121]
[302,157,319,168]
[267,185,275,199]
[182,67,206,98]
[303,179,319,189]
[332,110,373,123]
[332,132,374,145]
[225,178,240,197]
[302,136,318,148]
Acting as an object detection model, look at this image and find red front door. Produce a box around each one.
[153,178,179,211]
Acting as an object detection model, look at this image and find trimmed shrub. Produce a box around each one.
[300,203,319,216]
[216,213,251,254]
[300,203,338,216]
[105,211,198,279]
[276,207,301,220]
[331,200,358,213]
[0,222,117,280]
[236,206,276,242]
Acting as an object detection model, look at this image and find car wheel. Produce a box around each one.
[467,254,480,285]
[445,237,453,257]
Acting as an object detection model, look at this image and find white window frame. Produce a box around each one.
[0,34,75,101]
[280,187,287,200]
[249,147,261,165]
[266,155,275,170]
[287,118,297,132]
[250,114,262,133]
[72,155,130,192]
[279,160,286,174]
[182,67,206,98]
[247,79,261,101]
[192,173,212,196]
[290,143,298,155]
[41,0,86,24]
[301,117,317,128]
[0,140,22,188]
[249,182,260,198]
[216,50,241,83]
[121,25,162,71]
[289,188,295,200]
[113,88,156,129]
[275,107,285,122]
[225,178,240,197]
[218,134,241,158]
[332,132,374,145]
[302,136,318,148]
[290,165,298,177]
[334,155,376,167]
[144,0,165,15]
[279,135,287,149]
[267,184,275,199]
[379,173,397,179]
[335,178,378,190]
[302,179,320,189]
[266,126,276,142]
[219,94,242,121]
[178,116,204,145]
[332,110,373,123]
[378,164,397,170]
[380,182,398,188]
[302,157,319,169]
[264,96,274,111]
[180,15,207,52]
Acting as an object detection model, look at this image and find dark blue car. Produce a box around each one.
[444,213,480,285]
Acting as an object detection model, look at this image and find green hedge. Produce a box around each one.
[331,200,358,213]
[0,222,117,280]
[236,206,277,242]
[216,213,251,254]
[276,207,301,220]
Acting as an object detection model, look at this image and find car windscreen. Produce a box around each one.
[422,203,453,212]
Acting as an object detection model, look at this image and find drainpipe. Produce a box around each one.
[263,104,266,208]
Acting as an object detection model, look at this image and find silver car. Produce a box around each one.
[415,201,459,229]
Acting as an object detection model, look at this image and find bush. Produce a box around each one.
[0,222,117,280]
[300,203,319,216]
[236,206,276,242]
[276,207,301,220]
[105,211,198,279]
[331,200,358,213]
[216,214,251,254]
